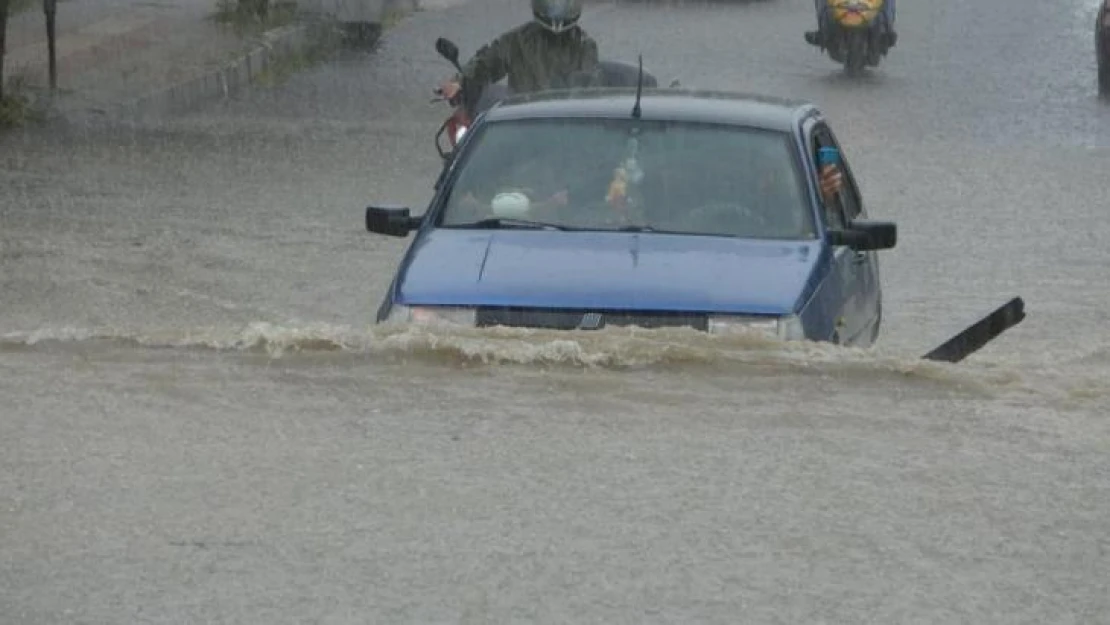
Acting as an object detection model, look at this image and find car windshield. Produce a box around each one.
[437,117,816,239]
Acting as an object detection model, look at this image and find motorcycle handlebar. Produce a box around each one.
[431,86,463,106]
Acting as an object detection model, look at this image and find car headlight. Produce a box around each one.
[385,304,477,326]
[707,314,806,341]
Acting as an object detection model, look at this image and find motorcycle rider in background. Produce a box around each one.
[438,0,602,100]
[804,0,898,49]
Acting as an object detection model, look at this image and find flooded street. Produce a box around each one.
[3,0,1110,621]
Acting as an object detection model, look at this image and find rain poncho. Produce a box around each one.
[458,22,601,94]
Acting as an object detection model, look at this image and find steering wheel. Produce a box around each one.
[682,201,771,233]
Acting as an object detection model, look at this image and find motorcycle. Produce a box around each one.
[813,0,895,75]
[431,36,663,160]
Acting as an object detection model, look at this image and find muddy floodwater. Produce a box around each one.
[3,0,1110,621]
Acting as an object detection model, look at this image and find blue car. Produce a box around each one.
[363,88,897,347]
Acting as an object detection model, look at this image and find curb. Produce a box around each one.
[114,0,416,119]
[115,21,325,118]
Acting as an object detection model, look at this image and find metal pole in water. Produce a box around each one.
[44,0,57,90]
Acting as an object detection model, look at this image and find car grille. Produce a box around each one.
[475,307,709,331]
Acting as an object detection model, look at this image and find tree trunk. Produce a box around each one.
[0,0,10,102]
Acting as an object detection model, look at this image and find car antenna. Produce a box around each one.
[631,54,643,119]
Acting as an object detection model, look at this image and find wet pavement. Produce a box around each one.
[3,0,257,112]
[3,0,1110,622]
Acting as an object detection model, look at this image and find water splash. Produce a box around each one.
[0,320,1047,392]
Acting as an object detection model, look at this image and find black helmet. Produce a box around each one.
[532,0,582,33]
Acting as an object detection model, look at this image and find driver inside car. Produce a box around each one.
[636,135,842,237]
[745,147,818,237]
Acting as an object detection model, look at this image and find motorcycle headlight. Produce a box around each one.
[386,304,477,326]
[707,314,806,341]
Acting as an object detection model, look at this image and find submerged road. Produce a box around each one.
[2,0,1109,622]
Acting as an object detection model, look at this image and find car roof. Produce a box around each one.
[481,87,821,133]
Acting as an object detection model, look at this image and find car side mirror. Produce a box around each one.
[826,219,897,251]
[365,205,422,237]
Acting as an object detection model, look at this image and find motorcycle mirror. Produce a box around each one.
[435,38,461,68]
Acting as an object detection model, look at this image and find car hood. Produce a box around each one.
[395,229,825,315]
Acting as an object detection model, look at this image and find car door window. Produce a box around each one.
[822,128,865,221]
[840,178,863,221]
[811,127,849,230]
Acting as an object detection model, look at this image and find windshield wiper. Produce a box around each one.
[450,217,570,231]
[614,224,706,236]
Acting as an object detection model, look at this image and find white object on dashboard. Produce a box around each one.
[490,192,531,218]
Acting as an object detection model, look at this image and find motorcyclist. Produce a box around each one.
[804,0,897,49]
[438,0,602,102]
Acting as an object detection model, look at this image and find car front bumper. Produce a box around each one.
[381,304,808,341]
